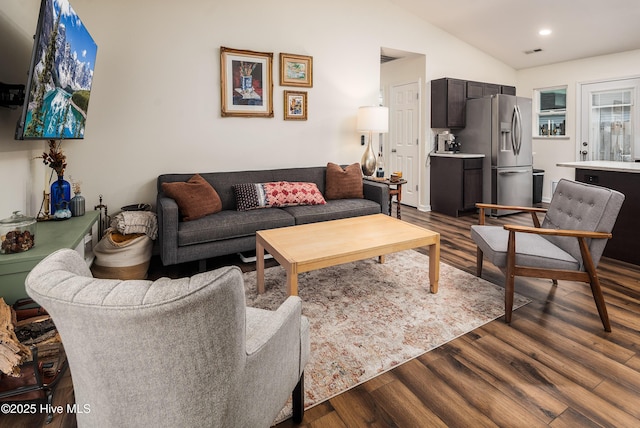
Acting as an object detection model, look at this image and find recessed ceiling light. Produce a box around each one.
[539,29,552,36]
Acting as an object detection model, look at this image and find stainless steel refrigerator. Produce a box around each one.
[456,94,533,216]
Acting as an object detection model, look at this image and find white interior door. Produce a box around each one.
[579,78,640,161]
[389,82,420,207]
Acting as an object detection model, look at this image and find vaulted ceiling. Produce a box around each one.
[390,0,640,69]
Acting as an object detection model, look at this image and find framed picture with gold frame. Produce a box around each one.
[284,90,307,121]
[220,47,273,117]
[279,53,313,88]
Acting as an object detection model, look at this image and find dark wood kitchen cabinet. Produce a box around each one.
[431,78,517,129]
[431,78,466,128]
[573,168,640,266]
[430,155,483,217]
[466,81,500,99]
[501,85,516,95]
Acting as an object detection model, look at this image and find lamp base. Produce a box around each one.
[361,133,376,176]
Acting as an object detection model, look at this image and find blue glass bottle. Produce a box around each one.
[50,175,71,215]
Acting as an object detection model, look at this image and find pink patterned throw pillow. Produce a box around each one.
[233,181,326,211]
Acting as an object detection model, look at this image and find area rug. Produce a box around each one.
[242,249,530,422]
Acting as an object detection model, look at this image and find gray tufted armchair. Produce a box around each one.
[471,179,624,331]
[25,248,309,427]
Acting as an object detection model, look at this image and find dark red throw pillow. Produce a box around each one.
[325,163,364,200]
[161,174,222,221]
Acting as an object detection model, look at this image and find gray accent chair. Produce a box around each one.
[25,249,310,427]
[471,179,624,331]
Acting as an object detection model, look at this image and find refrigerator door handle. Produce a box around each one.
[499,169,529,175]
[510,107,518,155]
[515,105,523,155]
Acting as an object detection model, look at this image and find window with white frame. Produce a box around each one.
[534,86,567,137]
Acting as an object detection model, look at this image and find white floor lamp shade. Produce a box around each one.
[357,106,389,176]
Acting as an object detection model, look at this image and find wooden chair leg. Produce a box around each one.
[588,276,611,332]
[578,237,612,332]
[476,247,483,277]
[292,372,304,424]
[504,231,516,324]
[504,276,515,324]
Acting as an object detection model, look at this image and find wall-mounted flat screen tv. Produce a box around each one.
[15,0,97,140]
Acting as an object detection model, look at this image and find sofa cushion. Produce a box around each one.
[283,199,381,225]
[161,174,222,221]
[177,209,295,246]
[325,163,363,200]
[233,181,326,211]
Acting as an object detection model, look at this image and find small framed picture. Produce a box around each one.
[220,47,273,117]
[284,90,307,121]
[280,53,313,87]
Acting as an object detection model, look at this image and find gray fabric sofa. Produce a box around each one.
[157,166,389,267]
[26,248,310,427]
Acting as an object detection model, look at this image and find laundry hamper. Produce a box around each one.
[90,230,153,280]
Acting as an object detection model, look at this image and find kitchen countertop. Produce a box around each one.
[557,160,640,173]
[430,152,485,158]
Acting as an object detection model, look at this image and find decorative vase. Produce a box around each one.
[70,192,86,217]
[360,135,377,176]
[50,175,71,216]
[241,75,253,92]
[54,201,72,220]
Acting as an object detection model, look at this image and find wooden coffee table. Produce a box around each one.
[256,214,440,296]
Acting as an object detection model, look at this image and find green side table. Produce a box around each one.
[0,211,99,304]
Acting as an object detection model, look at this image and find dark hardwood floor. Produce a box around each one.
[278,208,640,427]
[3,207,639,428]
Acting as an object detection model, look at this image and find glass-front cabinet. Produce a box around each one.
[535,86,567,137]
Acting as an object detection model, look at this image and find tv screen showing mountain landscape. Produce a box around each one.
[16,0,97,140]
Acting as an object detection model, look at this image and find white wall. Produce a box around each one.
[0,0,42,217]
[0,0,516,219]
[517,49,640,201]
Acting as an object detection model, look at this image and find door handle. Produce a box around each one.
[580,142,588,160]
[511,107,518,154]
[391,149,397,153]
[511,105,522,155]
[515,105,523,155]
[498,169,529,175]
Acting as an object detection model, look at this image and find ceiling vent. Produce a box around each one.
[380,54,400,64]
[524,48,543,55]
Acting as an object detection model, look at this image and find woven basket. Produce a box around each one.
[91,230,153,280]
